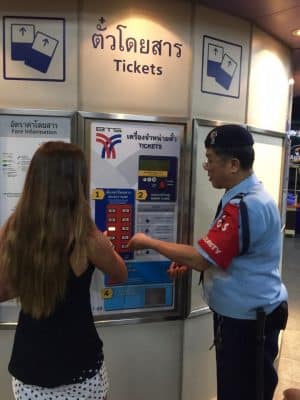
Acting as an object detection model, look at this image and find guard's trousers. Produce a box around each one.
[213,312,280,400]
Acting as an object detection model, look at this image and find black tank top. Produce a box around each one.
[8,265,103,388]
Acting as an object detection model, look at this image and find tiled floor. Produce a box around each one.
[274,237,300,399]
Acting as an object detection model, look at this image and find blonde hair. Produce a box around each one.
[0,141,94,318]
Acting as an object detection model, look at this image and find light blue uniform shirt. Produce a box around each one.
[197,173,288,319]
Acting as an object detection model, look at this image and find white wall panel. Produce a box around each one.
[191,6,251,123]
[0,0,78,109]
[247,27,292,132]
[79,0,192,116]
[99,320,183,400]
[182,313,216,400]
[252,132,284,206]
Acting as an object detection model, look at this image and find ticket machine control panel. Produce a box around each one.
[106,204,132,254]
[138,155,177,202]
[94,189,135,261]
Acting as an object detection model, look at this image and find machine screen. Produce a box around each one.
[139,158,170,173]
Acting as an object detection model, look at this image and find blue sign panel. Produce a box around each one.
[103,261,173,311]
[103,284,173,311]
[201,35,242,99]
[3,16,65,81]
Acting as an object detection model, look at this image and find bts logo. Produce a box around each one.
[96,132,122,159]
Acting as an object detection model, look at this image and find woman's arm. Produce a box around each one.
[128,233,211,272]
[87,229,128,283]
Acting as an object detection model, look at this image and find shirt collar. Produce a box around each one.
[221,173,260,206]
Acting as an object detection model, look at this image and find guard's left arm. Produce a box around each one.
[128,233,211,272]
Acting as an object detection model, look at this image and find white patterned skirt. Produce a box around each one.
[12,361,109,400]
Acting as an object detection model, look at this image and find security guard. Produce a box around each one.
[129,124,288,400]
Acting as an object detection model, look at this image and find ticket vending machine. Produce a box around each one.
[80,113,187,320]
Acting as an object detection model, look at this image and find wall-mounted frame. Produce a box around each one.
[189,118,288,317]
[78,111,189,325]
[0,108,76,328]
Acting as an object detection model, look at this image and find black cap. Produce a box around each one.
[205,124,254,148]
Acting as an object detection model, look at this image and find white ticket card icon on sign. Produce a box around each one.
[207,43,224,78]
[24,31,59,73]
[11,24,35,61]
[12,24,35,43]
[215,53,237,90]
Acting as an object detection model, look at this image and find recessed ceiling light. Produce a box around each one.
[292,29,300,37]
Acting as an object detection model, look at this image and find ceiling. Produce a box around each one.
[198,0,300,97]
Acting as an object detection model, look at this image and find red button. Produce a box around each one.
[159,181,166,189]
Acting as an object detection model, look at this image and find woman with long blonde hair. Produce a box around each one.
[0,141,127,400]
